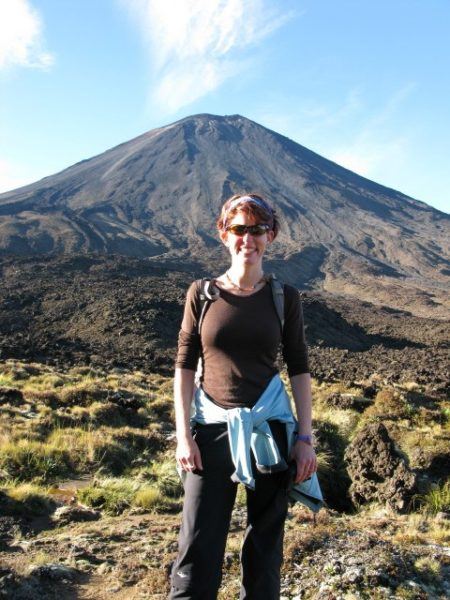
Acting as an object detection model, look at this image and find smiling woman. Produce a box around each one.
[170,193,315,599]
[217,194,278,273]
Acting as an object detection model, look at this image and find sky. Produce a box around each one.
[0,0,449,214]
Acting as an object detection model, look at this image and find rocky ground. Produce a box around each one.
[0,253,449,598]
[0,254,448,395]
[1,504,449,599]
[0,359,449,599]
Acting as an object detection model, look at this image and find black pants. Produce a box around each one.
[170,421,289,600]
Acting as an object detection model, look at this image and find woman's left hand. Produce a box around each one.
[291,441,317,483]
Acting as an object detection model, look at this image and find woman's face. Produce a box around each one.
[220,210,274,267]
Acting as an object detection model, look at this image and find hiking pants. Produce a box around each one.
[169,420,289,600]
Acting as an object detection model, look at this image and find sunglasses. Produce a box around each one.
[225,224,270,236]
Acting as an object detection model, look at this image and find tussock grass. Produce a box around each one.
[140,457,183,498]
[88,401,124,425]
[390,512,450,545]
[414,556,442,582]
[235,483,246,507]
[0,439,72,483]
[313,406,360,440]
[1,360,447,523]
[312,380,364,404]
[361,388,408,422]
[1,482,55,516]
[134,486,162,510]
[58,383,109,406]
[30,551,55,566]
[78,477,139,515]
[23,374,66,390]
[419,479,450,515]
[47,427,129,475]
[46,425,165,476]
[67,405,90,423]
[399,427,449,468]
[78,476,172,515]
[147,397,174,421]
[0,374,16,386]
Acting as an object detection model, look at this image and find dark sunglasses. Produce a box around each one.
[226,224,270,236]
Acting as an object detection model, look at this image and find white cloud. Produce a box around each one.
[0,0,54,70]
[122,0,293,112]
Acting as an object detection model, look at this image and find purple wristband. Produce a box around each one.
[296,434,313,445]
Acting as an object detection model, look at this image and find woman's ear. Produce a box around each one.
[219,230,228,246]
[267,230,275,244]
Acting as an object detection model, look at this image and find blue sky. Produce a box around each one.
[0,0,449,214]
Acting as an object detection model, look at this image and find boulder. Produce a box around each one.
[53,505,101,525]
[27,562,79,582]
[344,422,416,512]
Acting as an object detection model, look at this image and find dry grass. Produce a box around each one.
[2,482,55,515]
[78,476,173,515]
[361,388,408,421]
[419,479,450,514]
[0,439,72,482]
[391,512,450,545]
[134,486,162,510]
[313,406,360,440]
[1,359,448,534]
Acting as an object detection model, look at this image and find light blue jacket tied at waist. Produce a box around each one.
[194,373,295,489]
[186,373,324,513]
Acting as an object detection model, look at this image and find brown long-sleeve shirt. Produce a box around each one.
[175,280,310,409]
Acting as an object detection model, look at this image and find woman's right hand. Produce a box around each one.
[176,434,203,472]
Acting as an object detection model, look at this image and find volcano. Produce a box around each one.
[0,113,448,317]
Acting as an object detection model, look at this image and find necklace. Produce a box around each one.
[225,270,266,292]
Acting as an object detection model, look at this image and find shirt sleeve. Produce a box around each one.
[175,280,202,371]
[282,285,310,377]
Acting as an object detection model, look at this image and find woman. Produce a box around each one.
[170,193,316,599]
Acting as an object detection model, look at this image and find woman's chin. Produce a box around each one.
[238,251,258,263]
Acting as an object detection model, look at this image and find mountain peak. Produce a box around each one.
[0,114,448,318]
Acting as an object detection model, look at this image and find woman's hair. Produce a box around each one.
[216,193,280,239]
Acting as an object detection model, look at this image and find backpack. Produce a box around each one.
[194,274,285,384]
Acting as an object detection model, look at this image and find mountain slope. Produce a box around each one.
[0,113,448,317]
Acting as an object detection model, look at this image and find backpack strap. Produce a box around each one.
[268,273,285,333]
[195,278,220,386]
[197,278,220,335]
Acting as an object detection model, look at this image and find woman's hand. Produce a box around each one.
[291,440,317,483]
[176,433,203,472]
